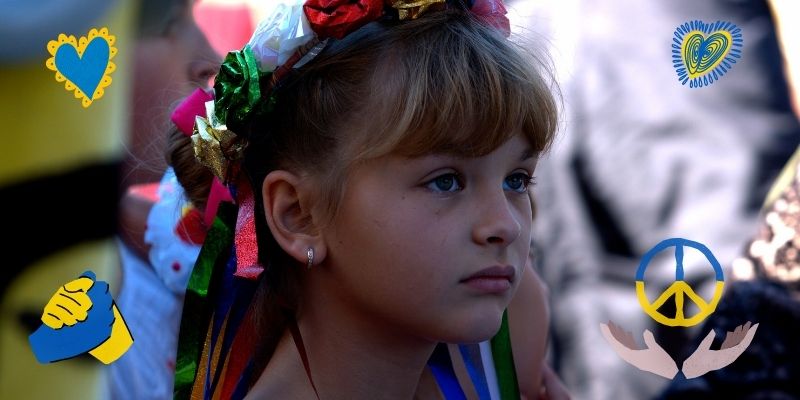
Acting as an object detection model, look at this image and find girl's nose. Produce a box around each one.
[471,191,522,247]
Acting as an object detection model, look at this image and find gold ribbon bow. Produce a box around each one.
[192,100,247,182]
[391,0,446,20]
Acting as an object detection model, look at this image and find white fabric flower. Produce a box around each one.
[247,0,316,72]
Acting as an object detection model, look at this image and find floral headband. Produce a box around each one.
[192,0,511,185]
[171,2,511,398]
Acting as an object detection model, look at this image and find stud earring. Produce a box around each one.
[306,247,314,269]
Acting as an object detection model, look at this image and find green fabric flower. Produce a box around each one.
[213,45,268,134]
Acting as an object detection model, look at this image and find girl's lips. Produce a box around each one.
[460,265,515,294]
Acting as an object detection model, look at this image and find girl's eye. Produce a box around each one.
[426,173,463,193]
[504,172,535,193]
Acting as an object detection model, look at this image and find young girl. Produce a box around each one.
[171,1,566,398]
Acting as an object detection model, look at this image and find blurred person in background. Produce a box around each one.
[112,0,219,398]
[121,0,219,188]
[507,0,800,398]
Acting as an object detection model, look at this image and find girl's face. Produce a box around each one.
[322,133,537,343]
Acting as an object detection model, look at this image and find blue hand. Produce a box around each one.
[29,271,116,363]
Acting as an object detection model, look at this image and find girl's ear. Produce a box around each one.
[261,170,327,267]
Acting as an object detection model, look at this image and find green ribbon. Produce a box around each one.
[491,310,521,400]
[174,203,236,399]
[213,45,265,133]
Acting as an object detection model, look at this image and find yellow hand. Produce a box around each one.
[40,276,95,329]
[88,304,134,364]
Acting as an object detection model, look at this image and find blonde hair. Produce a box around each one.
[244,9,557,230]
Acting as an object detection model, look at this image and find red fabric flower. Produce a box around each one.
[471,0,510,37]
[303,0,385,39]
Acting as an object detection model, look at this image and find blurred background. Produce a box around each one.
[0,0,798,399]
[511,1,800,399]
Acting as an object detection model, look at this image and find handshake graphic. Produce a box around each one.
[28,271,133,364]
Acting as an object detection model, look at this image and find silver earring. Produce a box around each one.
[306,247,314,269]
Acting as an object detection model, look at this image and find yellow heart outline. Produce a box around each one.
[45,27,117,108]
[680,29,733,80]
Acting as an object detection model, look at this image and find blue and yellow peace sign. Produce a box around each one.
[636,238,725,327]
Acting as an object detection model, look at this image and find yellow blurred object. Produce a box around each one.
[0,0,134,398]
[764,147,800,209]
[0,242,121,399]
[770,0,800,115]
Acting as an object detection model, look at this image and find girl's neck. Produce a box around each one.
[248,283,438,399]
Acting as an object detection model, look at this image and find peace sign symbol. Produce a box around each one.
[635,238,725,327]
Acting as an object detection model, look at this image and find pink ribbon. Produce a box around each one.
[170,88,214,137]
[204,178,234,228]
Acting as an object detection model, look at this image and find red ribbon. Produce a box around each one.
[234,177,264,280]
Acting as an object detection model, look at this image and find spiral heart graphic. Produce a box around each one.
[672,20,743,88]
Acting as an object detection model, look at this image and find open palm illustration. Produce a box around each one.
[600,320,758,379]
[600,321,679,379]
[682,321,759,378]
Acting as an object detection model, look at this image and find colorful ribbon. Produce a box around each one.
[174,204,236,399]
[205,178,234,228]
[429,343,468,400]
[233,177,264,280]
[458,344,492,400]
[490,311,520,399]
